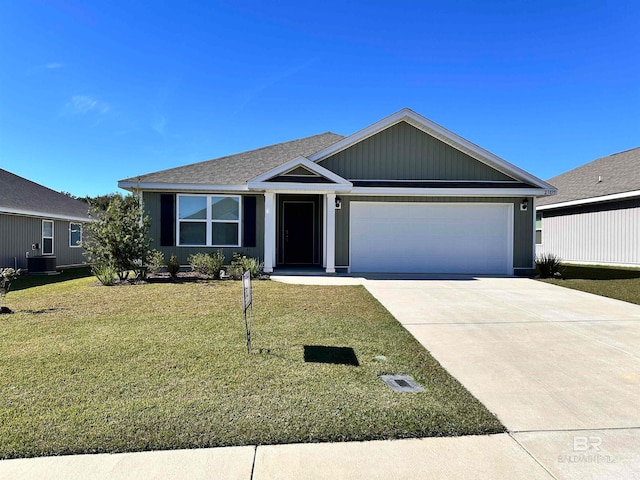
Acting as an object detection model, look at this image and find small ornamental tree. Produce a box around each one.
[83,193,151,283]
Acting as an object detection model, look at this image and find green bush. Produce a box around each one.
[146,250,165,276]
[536,253,563,278]
[230,253,263,279]
[188,251,225,279]
[166,255,180,278]
[83,193,151,282]
[92,264,117,286]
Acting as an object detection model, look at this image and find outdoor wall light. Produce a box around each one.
[520,199,529,211]
[335,196,342,209]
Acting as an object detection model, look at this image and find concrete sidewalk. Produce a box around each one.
[0,434,554,480]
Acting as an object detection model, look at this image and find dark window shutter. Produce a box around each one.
[243,196,257,248]
[160,194,175,246]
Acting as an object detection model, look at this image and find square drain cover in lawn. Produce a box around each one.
[380,374,424,393]
[304,345,359,366]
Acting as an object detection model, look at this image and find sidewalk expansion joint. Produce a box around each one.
[250,445,257,480]
[508,432,559,480]
[510,426,640,434]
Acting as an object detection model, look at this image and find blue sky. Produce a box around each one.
[1,0,638,197]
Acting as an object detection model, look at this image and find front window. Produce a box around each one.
[177,195,241,246]
[42,220,54,255]
[535,213,542,245]
[70,223,83,247]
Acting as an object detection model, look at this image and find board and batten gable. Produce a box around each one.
[0,213,85,269]
[537,198,640,266]
[142,191,265,265]
[334,196,535,273]
[318,121,515,181]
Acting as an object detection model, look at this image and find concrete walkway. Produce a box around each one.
[0,435,553,479]
[2,275,639,479]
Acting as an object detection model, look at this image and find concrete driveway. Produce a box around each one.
[363,276,640,480]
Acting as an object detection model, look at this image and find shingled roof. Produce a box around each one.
[537,147,640,207]
[120,132,344,186]
[0,169,90,220]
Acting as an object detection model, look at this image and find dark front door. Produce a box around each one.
[283,201,315,264]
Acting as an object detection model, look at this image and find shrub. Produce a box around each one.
[146,250,165,276]
[230,253,263,279]
[188,251,225,279]
[92,264,116,286]
[1,268,21,306]
[166,255,180,278]
[83,193,151,282]
[536,253,563,278]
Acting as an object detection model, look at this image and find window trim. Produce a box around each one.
[535,213,542,245]
[42,219,54,255]
[176,194,242,247]
[69,222,83,248]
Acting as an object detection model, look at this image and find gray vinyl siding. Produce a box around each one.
[335,196,534,270]
[0,213,86,269]
[143,191,265,265]
[319,121,514,181]
[537,199,640,266]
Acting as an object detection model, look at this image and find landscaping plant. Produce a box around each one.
[82,193,151,284]
[536,253,563,278]
[229,253,263,279]
[92,264,116,286]
[187,251,225,279]
[166,255,180,278]
[0,268,20,312]
[145,249,165,276]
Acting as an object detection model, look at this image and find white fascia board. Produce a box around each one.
[248,156,352,186]
[537,190,640,211]
[1,207,90,222]
[308,107,557,193]
[349,187,548,197]
[118,181,249,192]
[248,182,353,193]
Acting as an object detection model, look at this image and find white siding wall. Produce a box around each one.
[537,202,640,266]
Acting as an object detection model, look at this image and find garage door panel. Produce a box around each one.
[350,202,512,274]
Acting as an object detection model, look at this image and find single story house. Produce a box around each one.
[119,108,556,275]
[536,147,640,267]
[0,169,90,270]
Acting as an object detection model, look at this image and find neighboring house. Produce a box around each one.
[0,169,90,270]
[119,108,556,275]
[536,147,640,267]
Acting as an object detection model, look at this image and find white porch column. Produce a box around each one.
[325,193,336,273]
[264,192,276,273]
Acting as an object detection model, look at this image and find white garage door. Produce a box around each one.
[350,202,513,274]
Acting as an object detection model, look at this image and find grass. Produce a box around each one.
[0,277,504,459]
[10,266,93,292]
[540,264,640,305]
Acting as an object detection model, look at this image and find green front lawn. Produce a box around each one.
[540,264,640,305]
[0,277,503,459]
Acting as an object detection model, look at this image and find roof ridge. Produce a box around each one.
[546,146,640,182]
[0,168,69,197]
[539,146,640,207]
[607,146,640,156]
[125,132,344,182]
[0,168,90,219]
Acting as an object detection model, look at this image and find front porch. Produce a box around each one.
[263,192,338,274]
